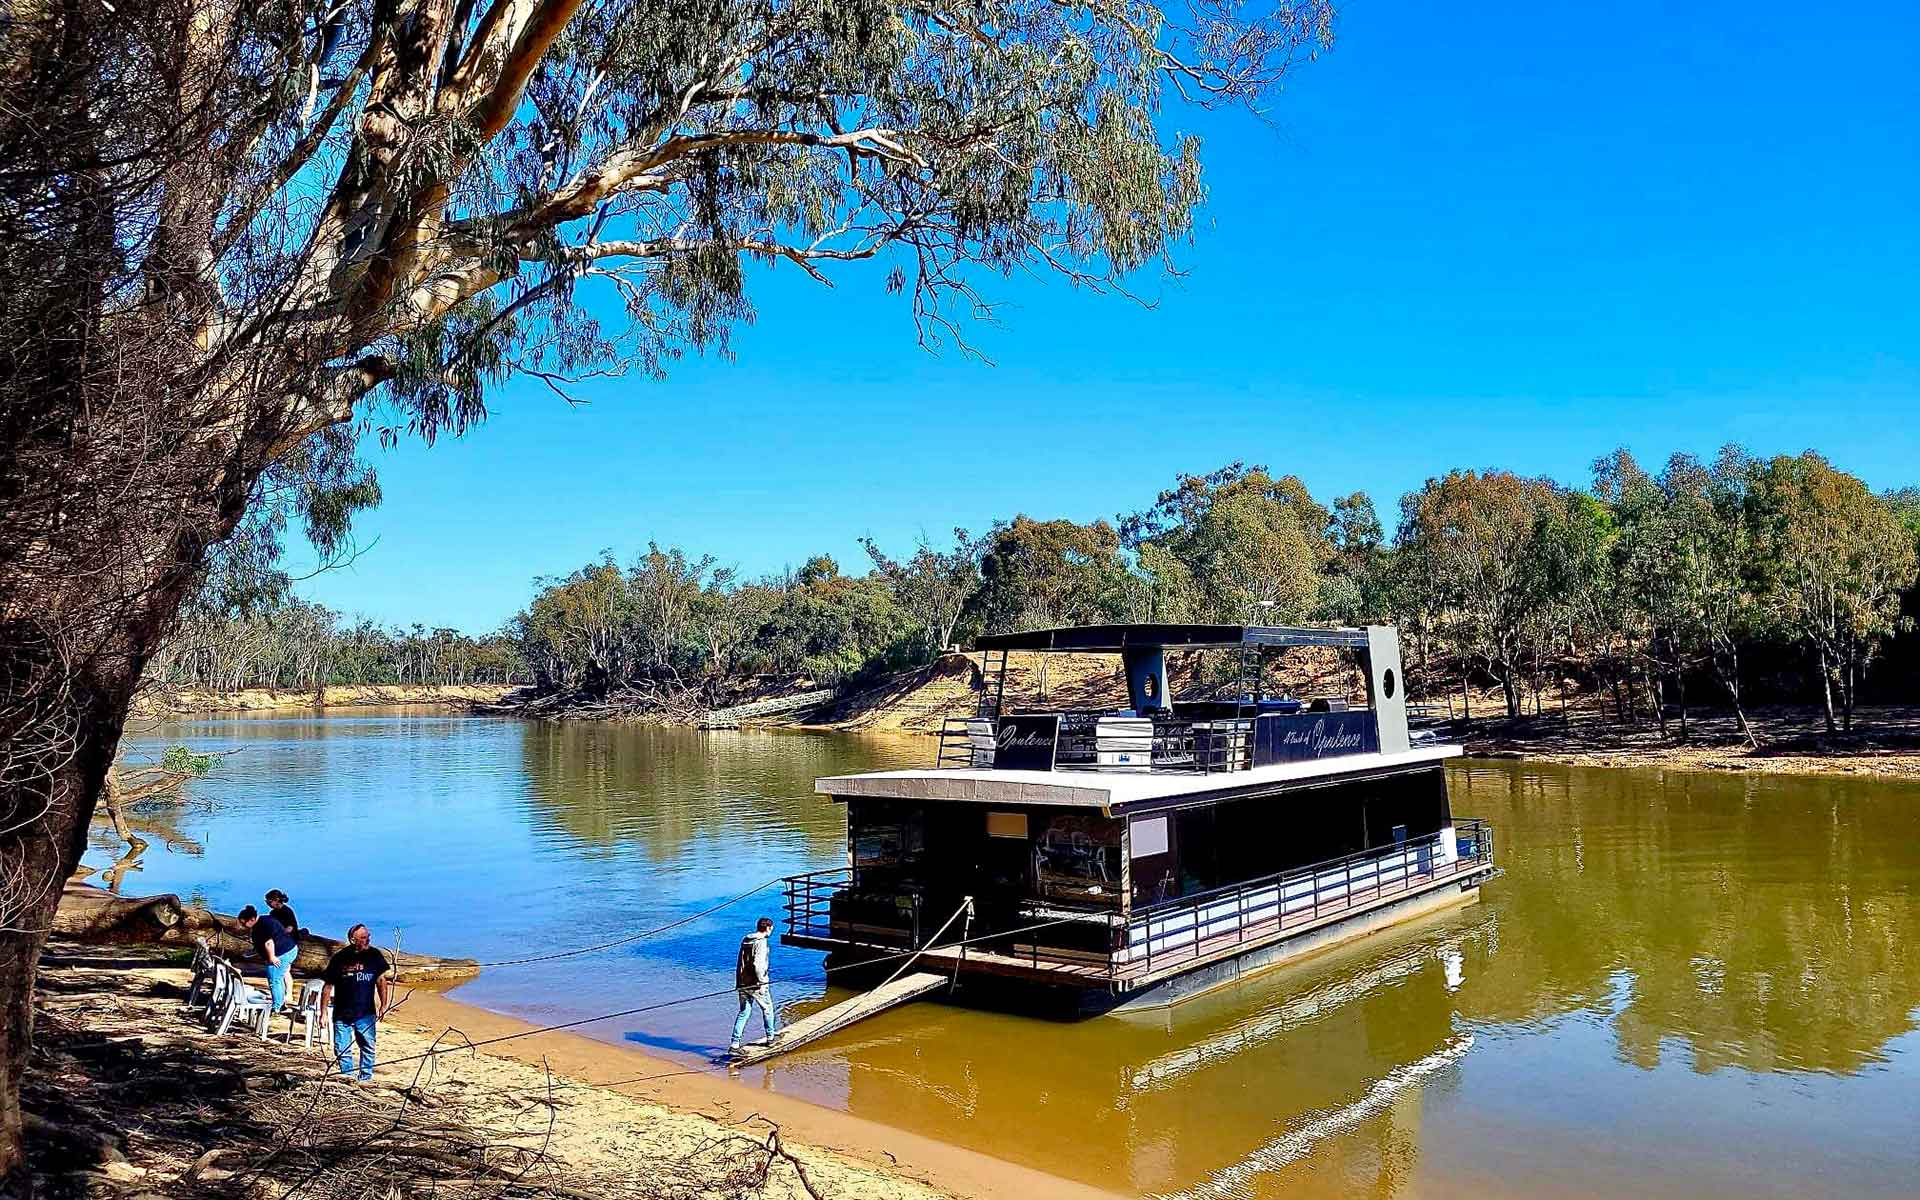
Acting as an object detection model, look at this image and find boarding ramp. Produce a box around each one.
[729,971,947,1065]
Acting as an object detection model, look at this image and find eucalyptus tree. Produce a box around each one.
[1752,453,1918,733]
[0,0,1335,1161]
[860,528,987,661]
[971,515,1141,630]
[1396,469,1566,719]
[1122,463,1331,623]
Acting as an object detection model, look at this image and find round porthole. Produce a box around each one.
[1383,668,1397,699]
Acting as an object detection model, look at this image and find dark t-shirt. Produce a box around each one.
[268,903,299,934]
[250,914,297,958]
[323,948,391,1022]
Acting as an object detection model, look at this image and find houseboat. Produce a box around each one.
[780,623,1495,1013]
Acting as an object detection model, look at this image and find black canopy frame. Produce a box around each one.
[971,624,1372,719]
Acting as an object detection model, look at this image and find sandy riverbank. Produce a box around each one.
[28,941,1118,1200]
[396,989,1122,1200]
[131,682,518,717]
[1467,705,1920,779]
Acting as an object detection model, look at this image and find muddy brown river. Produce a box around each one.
[104,713,1920,1197]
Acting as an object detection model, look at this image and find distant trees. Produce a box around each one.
[489,449,1920,731]
[153,449,1920,735]
[152,601,520,692]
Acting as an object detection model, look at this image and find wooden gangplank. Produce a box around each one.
[730,972,947,1065]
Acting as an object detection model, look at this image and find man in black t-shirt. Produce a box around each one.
[319,924,391,1082]
[236,905,299,1011]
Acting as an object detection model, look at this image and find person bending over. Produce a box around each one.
[236,905,298,1012]
[319,924,392,1083]
[730,917,779,1053]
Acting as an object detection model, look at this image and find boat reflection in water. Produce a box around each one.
[768,900,1495,1197]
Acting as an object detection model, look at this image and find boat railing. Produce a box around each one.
[1122,820,1496,979]
[934,714,1255,774]
[783,820,1495,982]
[783,867,854,943]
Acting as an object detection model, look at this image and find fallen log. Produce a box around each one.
[54,881,481,982]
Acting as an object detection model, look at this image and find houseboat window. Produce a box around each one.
[1130,816,1169,858]
[1034,814,1123,907]
[985,811,1029,839]
[1175,808,1221,894]
[850,802,925,869]
[1362,770,1447,848]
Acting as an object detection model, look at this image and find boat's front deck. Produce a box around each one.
[784,821,1496,994]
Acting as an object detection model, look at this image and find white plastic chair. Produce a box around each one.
[287,978,331,1049]
[199,957,235,1026]
[182,937,216,1013]
[213,962,273,1039]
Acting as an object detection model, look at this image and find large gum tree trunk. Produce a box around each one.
[0,639,144,1193]
[0,399,264,1192]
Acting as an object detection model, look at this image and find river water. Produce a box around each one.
[99,710,1920,1198]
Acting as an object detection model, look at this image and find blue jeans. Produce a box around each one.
[266,952,295,1010]
[333,1015,377,1080]
[731,986,777,1048]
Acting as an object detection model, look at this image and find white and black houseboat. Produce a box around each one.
[780,624,1495,1013]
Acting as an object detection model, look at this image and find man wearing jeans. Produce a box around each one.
[729,917,778,1054]
[236,905,298,1011]
[319,924,391,1082]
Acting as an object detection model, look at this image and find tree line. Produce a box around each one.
[152,599,522,693]
[509,449,1920,739]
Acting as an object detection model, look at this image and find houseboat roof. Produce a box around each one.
[973,623,1371,653]
[815,744,1461,815]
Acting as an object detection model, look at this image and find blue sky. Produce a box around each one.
[301,0,1920,633]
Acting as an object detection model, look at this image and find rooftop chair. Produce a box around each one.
[213,962,274,1039]
[286,979,331,1050]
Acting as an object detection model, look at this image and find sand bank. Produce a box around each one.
[31,943,1119,1200]
[394,987,1123,1200]
[131,682,517,717]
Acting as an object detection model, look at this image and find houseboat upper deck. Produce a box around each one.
[782,623,1496,1012]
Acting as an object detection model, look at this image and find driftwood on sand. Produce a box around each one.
[53,881,480,982]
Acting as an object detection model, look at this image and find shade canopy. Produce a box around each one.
[973,623,1371,653]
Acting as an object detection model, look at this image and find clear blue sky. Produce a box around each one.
[301,0,1920,634]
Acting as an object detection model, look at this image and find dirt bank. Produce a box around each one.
[1467,705,1920,779]
[131,682,518,717]
[27,942,1114,1200]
